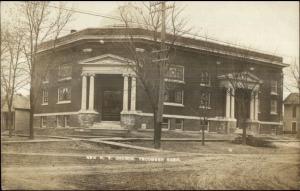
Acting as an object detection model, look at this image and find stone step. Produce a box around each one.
[92,121,122,129]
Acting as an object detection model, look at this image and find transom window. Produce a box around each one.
[58,87,71,102]
[58,64,72,80]
[164,89,184,104]
[165,65,184,82]
[270,80,278,95]
[42,89,48,104]
[270,99,277,114]
[200,72,211,86]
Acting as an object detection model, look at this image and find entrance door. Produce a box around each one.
[102,90,122,121]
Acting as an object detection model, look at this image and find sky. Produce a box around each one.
[1,1,299,98]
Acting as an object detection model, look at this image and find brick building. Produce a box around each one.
[283,93,300,133]
[34,28,287,134]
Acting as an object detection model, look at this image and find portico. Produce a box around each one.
[78,54,137,128]
[218,72,262,132]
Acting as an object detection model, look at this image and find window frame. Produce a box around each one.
[270,99,278,115]
[42,89,48,105]
[270,80,278,95]
[41,116,47,128]
[199,91,211,109]
[164,89,184,107]
[200,72,211,87]
[57,87,71,104]
[175,118,184,130]
[58,64,72,81]
[165,65,185,83]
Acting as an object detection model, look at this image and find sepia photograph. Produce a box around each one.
[1,1,299,190]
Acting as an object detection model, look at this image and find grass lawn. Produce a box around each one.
[124,140,300,154]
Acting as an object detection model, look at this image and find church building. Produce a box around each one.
[34,28,287,134]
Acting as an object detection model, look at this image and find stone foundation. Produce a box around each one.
[209,118,236,134]
[78,112,98,128]
[121,112,137,130]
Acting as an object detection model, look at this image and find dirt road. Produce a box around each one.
[2,151,300,190]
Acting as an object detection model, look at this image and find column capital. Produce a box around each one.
[81,72,88,77]
[89,73,95,77]
[123,73,129,77]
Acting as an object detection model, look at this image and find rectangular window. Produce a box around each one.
[162,118,170,129]
[58,64,72,80]
[58,87,71,103]
[199,92,211,108]
[270,81,278,95]
[175,119,183,130]
[292,122,297,132]
[200,72,211,86]
[64,115,70,127]
[270,99,277,114]
[42,89,48,105]
[41,116,47,128]
[164,89,184,105]
[165,65,184,82]
[293,106,297,118]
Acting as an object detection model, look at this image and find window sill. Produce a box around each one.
[199,106,212,109]
[57,101,71,104]
[58,77,72,82]
[270,112,278,115]
[199,83,211,87]
[42,81,49,84]
[164,79,185,84]
[41,103,48,106]
[164,102,184,107]
[270,92,278,96]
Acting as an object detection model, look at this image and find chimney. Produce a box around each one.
[70,29,77,33]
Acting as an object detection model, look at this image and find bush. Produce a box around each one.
[232,135,275,147]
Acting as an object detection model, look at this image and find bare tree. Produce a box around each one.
[1,21,27,137]
[18,1,73,139]
[117,2,191,148]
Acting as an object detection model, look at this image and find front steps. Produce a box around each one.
[74,121,129,137]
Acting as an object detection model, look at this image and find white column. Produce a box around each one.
[254,92,259,120]
[88,74,95,111]
[130,75,136,111]
[225,88,230,118]
[230,88,235,118]
[81,73,87,111]
[250,92,255,120]
[122,74,129,112]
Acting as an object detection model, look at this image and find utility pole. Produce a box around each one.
[150,1,173,148]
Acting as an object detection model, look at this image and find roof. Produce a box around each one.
[283,93,300,105]
[1,94,30,111]
[37,27,287,68]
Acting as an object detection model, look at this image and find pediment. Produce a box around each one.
[218,72,262,84]
[79,54,134,66]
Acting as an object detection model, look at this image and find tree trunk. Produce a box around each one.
[153,112,162,149]
[201,121,205,146]
[8,110,12,138]
[29,86,34,139]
